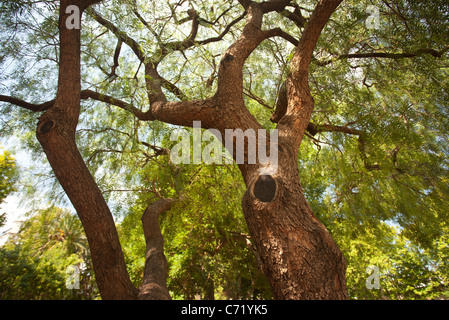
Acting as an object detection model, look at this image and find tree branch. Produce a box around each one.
[138,197,176,300]
[291,0,343,73]
[89,8,189,104]
[261,0,292,13]
[267,28,299,46]
[315,46,449,66]
[279,4,307,28]
[80,89,154,121]
[278,0,343,153]
[216,2,284,98]
[107,38,123,79]
[88,8,146,63]
[1,88,215,128]
[270,81,287,123]
[198,12,247,46]
[77,0,104,10]
[307,123,364,136]
[82,90,211,126]
[307,123,408,173]
[0,90,151,120]
[0,95,54,112]
[159,9,200,57]
[132,1,160,41]
[34,0,137,300]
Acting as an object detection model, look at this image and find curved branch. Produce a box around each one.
[88,8,147,63]
[107,38,123,79]
[139,197,176,300]
[215,3,273,98]
[77,0,104,10]
[89,8,188,104]
[279,4,307,28]
[291,0,343,73]
[266,28,299,46]
[197,12,247,46]
[150,98,217,128]
[83,89,218,129]
[1,89,214,127]
[261,0,292,13]
[0,95,54,112]
[307,123,408,173]
[315,46,449,66]
[159,78,189,102]
[159,9,200,57]
[0,90,150,120]
[80,89,154,121]
[278,0,343,152]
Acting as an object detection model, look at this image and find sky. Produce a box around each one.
[0,194,27,246]
[0,136,37,246]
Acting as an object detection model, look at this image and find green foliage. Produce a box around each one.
[0,145,18,228]
[1,0,448,299]
[0,207,98,300]
[340,222,449,300]
[161,164,272,300]
[118,154,272,299]
[0,246,64,300]
[0,146,17,204]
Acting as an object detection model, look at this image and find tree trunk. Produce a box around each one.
[36,0,137,300]
[242,151,348,299]
[138,198,174,300]
[4,0,348,300]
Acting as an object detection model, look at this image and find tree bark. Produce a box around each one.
[36,0,137,299]
[144,0,348,299]
[223,0,348,299]
[138,198,175,300]
[242,149,347,299]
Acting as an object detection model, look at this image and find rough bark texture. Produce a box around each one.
[35,0,137,299]
[216,0,347,299]
[3,0,349,300]
[138,198,175,300]
[242,152,347,299]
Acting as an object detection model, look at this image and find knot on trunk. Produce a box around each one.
[38,120,56,134]
[251,174,278,203]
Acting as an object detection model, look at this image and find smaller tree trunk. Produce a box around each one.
[138,198,174,300]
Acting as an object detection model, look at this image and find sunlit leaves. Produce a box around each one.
[0,207,97,299]
[0,146,17,207]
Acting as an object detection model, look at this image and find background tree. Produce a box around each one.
[0,145,18,232]
[0,207,97,299]
[0,0,448,299]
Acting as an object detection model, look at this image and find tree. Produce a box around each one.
[0,0,448,299]
[0,207,97,299]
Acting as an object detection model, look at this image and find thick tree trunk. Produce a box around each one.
[36,0,137,299]
[242,152,348,299]
[240,0,347,299]
[37,128,137,299]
